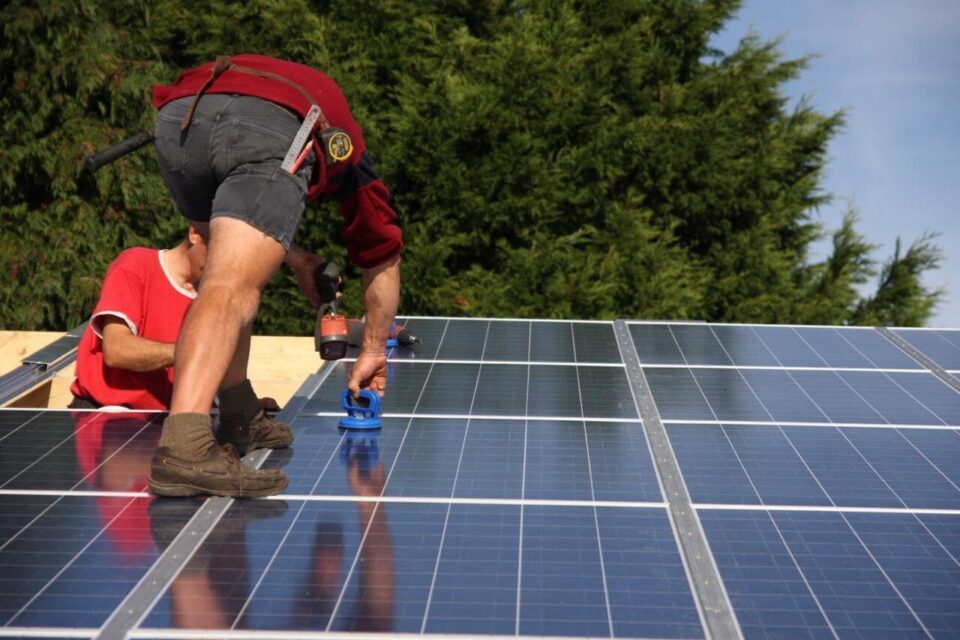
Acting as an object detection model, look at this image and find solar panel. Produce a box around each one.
[0,318,957,639]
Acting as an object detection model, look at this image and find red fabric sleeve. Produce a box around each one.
[339,179,404,269]
[90,250,147,337]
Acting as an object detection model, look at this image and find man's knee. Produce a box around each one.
[197,280,262,322]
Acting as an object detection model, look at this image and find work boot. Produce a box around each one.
[217,380,295,457]
[148,442,289,498]
[217,409,294,457]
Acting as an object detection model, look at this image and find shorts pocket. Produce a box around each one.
[155,109,203,171]
[226,118,300,168]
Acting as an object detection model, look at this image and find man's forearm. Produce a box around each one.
[361,256,401,353]
[102,332,176,372]
[284,243,312,270]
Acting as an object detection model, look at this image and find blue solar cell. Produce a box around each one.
[383,419,467,498]
[572,322,622,364]
[752,326,829,367]
[435,319,489,360]
[472,364,530,415]
[518,505,610,637]
[738,369,830,422]
[722,425,832,506]
[669,324,733,365]
[699,509,836,638]
[789,371,886,423]
[266,415,350,495]
[769,510,928,638]
[894,329,960,370]
[838,371,945,425]
[841,428,960,509]
[939,330,960,350]
[596,507,704,638]
[0,412,84,488]
[330,503,448,632]
[585,421,662,503]
[481,320,531,361]
[1,496,176,628]
[530,321,576,362]
[844,512,960,637]
[896,428,960,486]
[451,419,525,499]
[526,366,587,417]
[780,427,903,508]
[792,327,876,368]
[577,367,639,419]
[524,420,594,501]
[884,372,960,426]
[422,504,520,634]
[689,369,771,422]
[0,494,58,548]
[667,424,760,504]
[417,363,486,414]
[630,324,685,365]
[0,409,44,439]
[711,325,781,366]
[644,368,715,420]
[918,514,960,561]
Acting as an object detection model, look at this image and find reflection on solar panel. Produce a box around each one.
[0,319,958,639]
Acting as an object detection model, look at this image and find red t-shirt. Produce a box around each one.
[70,248,195,410]
[153,54,403,268]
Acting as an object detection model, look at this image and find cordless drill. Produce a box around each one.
[314,261,349,360]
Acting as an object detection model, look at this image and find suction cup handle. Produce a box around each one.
[344,389,381,415]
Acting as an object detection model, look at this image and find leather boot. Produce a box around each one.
[149,442,288,498]
[217,379,294,457]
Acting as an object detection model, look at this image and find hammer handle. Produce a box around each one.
[84,131,155,174]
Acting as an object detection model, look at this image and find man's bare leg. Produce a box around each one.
[171,216,286,414]
[149,216,288,498]
[221,319,253,391]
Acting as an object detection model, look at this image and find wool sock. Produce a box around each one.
[157,413,216,460]
[218,378,261,424]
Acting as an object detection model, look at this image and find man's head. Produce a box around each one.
[185,223,210,286]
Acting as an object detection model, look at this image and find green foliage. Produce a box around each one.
[0,0,942,332]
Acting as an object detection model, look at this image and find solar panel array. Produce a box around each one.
[0,319,958,639]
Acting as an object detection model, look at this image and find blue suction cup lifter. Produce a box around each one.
[339,389,382,430]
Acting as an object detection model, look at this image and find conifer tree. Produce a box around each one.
[0,0,942,332]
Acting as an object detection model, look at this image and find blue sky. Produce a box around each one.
[711,0,959,327]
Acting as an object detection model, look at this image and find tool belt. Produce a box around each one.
[179,55,328,130]
[178,55,355,169]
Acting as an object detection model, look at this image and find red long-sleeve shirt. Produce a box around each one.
[153,54,402,268]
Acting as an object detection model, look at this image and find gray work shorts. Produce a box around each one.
[154,94,313,249]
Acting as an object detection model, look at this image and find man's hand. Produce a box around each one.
[348,351,388,397]
[348,255,400,397]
